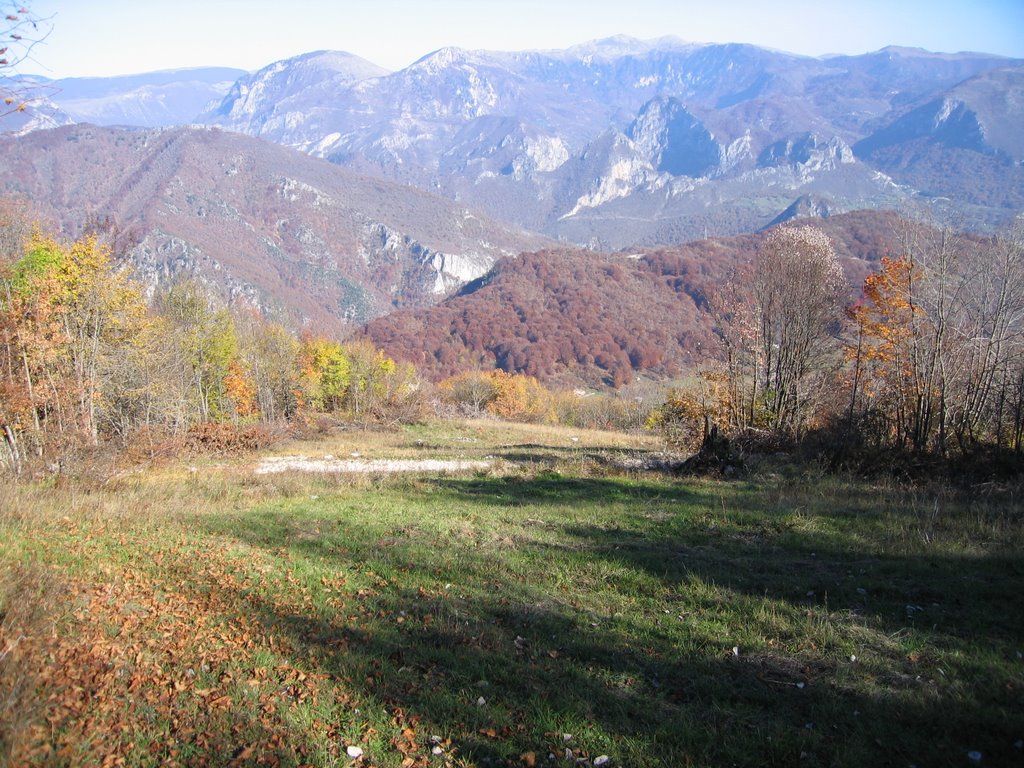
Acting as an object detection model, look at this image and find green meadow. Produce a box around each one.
[1,420,1021,767]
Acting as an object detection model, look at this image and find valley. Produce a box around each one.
[2,19,1023,768]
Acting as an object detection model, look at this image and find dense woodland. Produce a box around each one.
[655,216,1024,465]
[2,195,1022,477]
[0,200,426,475]
[364,247,714,388]
[362,211,904,387]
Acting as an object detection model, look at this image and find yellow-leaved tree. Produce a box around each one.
[0,230,147,468]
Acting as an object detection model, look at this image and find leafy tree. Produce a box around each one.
[0,228,148,468]
[235,312,299,421]
[752,226,845,432]
[847,255,924,448]
[296,336,350,413]
[157,281,238,422]
[223,358,258,420]
[848,219,1024,454]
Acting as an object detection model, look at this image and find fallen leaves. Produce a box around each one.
[3,541,343,767]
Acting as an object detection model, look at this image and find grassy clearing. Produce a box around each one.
[1,419,1022,767]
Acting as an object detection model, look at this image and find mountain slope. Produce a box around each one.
[200,40,1021,243]
[854,65,1024,210]
[361,210,906,387]
[0,124,549,332]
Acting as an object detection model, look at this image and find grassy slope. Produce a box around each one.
[1,420,1022,768]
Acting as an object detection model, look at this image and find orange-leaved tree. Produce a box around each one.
[847,254,927,449]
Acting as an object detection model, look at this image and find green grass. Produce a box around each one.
[1,419,1022,767]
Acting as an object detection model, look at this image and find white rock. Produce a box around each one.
[346,745,363,759]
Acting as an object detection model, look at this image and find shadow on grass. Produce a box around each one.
[199,473,1024,767]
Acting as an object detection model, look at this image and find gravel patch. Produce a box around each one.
[255,455,493,475]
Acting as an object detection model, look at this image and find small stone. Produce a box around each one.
[850,655,857,663]
[796,682,805,689]
[476,696,486,706]
[346,745,363,759]
[732,646,740,657]
[432,746,444,755]
[594,757,610,766]
[563,734,573,741]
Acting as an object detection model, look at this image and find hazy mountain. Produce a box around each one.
[204,51,389,147]
[6,39,1021,257]
[53,67,247,127]
[0,124,549,332]
[3,68,248,129]
[200,38,1020,244]
[854,65,1024,211]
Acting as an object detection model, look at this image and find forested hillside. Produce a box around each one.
[362,211,904,386]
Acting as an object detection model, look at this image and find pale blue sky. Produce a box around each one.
[25,0,1024,78]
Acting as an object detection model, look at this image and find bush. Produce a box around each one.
[550,390,654,432]
[184,422,278,456]
[438,370,554,423]
[646,389,708,453]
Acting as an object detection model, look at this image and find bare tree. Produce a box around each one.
[848,214,1024,456]
[1,2,52,117]
[750,226,846,434]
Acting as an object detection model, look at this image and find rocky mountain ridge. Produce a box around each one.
[8,38,1021,245]
[0,124,549,332]
[198,38,1020,243]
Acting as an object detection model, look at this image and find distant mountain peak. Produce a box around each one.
[566,35,699,58]
[286,49,391,74]
[409,46,477,71]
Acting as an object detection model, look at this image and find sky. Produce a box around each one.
[19,0,1024,79]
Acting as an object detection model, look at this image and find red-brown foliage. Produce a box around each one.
[361,212,903,387]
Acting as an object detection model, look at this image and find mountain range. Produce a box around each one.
[196,38,1023,243]
[7,38,1023,245]
[1,37,1021,384]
